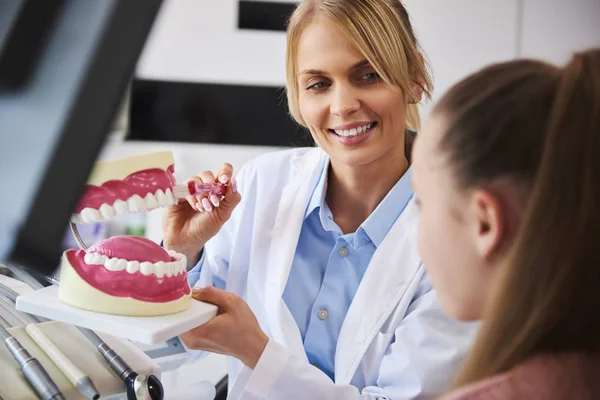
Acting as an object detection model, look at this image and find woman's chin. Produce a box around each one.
[328,149,384,168]
[324,140,396,168]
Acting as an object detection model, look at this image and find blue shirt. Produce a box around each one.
[282,159,414,380]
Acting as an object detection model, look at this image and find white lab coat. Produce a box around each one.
[189,147,477,399]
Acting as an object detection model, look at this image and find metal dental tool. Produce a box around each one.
[78,327,164,400]
[0,315,65,400]
[0,291,100,399]
[70,222,88,250]
[0,282,21,303]
[3,263,46,290]
[26,323,100,399]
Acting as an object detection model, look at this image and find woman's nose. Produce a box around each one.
[330,84,360,117]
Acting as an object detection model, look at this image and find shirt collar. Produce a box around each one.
[304,158,414,247]
[304,157,329,219]
[359,167,413,247]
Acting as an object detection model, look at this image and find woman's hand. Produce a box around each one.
[162,163,241,267]
[180,287,269,369]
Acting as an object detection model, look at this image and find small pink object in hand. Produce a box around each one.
[171,181,227,199]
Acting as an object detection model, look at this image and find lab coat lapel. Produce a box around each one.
[335,201,422,383]
[264,149,326,360]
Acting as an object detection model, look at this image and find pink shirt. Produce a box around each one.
[440,353,600,400]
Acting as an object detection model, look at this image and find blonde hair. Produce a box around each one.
[285,0,432,131]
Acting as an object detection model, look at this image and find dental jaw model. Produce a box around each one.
[71,151,178,224]
[59,151,196,316]
[59,236,191,316]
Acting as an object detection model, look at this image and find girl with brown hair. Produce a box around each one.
[412,48,600,399]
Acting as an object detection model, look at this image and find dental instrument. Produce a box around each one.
[0,315,65,400]
[26,324,100,399]
[78,327,164,400]
[0,294,100,399]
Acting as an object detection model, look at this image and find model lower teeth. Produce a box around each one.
[83,250,186,278]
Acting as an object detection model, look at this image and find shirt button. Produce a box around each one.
[338,247,348,257]
[318,309,329,320]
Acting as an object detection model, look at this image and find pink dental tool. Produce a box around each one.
[171,181,227,199]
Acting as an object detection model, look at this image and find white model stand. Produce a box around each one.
[16,286,217,345]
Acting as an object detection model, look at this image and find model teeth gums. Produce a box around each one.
[333,123,374,138]
[72,151,178,224]
[82,250,186,278]
[58,236,192,316]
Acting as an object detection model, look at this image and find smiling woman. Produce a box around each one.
[163,1,477,399]
[294,21,418,168]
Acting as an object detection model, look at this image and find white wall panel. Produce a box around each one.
[136,0,287,86]
[520,0,600,65]
[404,0,520,115]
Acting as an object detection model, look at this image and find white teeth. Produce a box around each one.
[144,192,158,209]
[128,195,145,213]
[116,259,127,271]
[113,199,128,214]
[165,189,176,206]
[99,203,116,219]
[333,123,373,138]
[155,189,168,206]
[82,250,187,277]
[105,257,118,271]
[126,261,139,274]
[155,261,167,278]
[84,252,104,265]
[72,188,175,223]
[140,262,154,276]
[105,257,126,272]
[81,208,102,223]
[155,189,176,207]
[164,262,174,278]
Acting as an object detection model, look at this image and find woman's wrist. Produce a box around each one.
[240,332,269,369]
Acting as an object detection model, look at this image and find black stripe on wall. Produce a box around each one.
[238,1,298,32]
[128,79,312,147]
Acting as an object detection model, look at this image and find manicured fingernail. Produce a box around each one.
[232,178,238,193]
[219,174,229,184]
[202,197,213,212]
[192,287,202,294]
[210,194,220,207]
[196,202,203,212]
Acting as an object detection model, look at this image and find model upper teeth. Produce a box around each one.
[72,188,176,223]
[334,123,373,137]
[84,250,186,278]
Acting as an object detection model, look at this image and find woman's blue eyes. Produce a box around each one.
[360,72,379,82]
[305,72,380,91]
[307,81,329,90]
